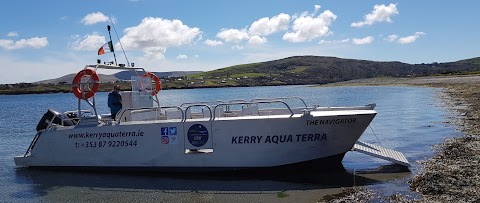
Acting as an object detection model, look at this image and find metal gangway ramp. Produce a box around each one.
[352,141,410,167]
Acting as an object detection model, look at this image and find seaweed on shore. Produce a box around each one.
[409,83,480,202]
[319,187,377,203]
[410,136,480,202]
[320,79,480,202]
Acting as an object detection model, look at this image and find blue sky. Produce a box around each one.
[1,0,479,83]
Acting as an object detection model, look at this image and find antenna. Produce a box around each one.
[107,25,118,66]
[109,17,130,67]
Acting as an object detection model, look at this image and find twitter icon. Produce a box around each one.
[169,127,177,135]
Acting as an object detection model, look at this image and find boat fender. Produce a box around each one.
[71,68,100,99]
[142,72,161,95]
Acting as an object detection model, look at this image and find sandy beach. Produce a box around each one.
[319,75,480,202]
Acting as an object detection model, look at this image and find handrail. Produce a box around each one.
[116,106,184,123]
[184,104,212,121]
[78,64,161,123]
[212,100,294,120]
[251,97,308,108]
[180,101,224,107]
[225,99,248,112]
[228,99,248,103]
[87,64,146,71]
[24,131,42,157]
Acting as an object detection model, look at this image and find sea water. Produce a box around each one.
[0,85,461,202]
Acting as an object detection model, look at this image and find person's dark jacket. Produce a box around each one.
[108,91,122,118]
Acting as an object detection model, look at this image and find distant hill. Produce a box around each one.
[186,56,480,86]
[35,73,119,84]
[35,70,202,84]
[5,55,480,94]
[113,71,202,81]
[32,56,480,87]
[456,57,480,65]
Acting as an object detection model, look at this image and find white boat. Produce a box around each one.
[14,63,409,171]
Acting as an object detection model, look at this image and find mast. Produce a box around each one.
[107,25,118,66]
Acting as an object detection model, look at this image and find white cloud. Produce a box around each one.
[248,13,290,36]
[282,7,337,42]
[398,32,425,44]
[385,34,398,42]
[231,45,244,50]
[314,5,321,15]
[204,39,223,46]
[194,55,199,58]
[120,17,201,58]
[176,54,188,60]
[7,32,18,37]
[319,38,350,44]
[143,47,167,60]
[81,12,110,25]
[216,13,290,45]
[248,35,267,44]
[0,37,48,50]
[216,28,249,43]
[352,36,374,45]
[71,33,106,51]
[351,3,399,28]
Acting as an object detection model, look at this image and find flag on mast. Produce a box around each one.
[98,41,114,55]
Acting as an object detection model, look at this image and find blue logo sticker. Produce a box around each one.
[187,124,209,147]
[169,127,177,135]
[161,127,169,135]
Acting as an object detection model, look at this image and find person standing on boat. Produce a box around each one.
[108,85,122,120]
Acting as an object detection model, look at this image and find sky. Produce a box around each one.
[1,0,479,84]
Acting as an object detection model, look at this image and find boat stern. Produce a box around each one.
[14,155,33,167]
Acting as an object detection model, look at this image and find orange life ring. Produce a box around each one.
[142,72,161,95]
[71,68,100,99]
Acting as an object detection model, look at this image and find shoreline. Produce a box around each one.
[319,75,480,202]
[5,75,479,201]
[0,83,307,95]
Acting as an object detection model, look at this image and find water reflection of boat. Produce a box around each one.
[14,62,409,171]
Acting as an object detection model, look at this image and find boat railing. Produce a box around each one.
[251,97,308,108]
[116,106,185,123]
[180,101,224,107]
[110,100,295,123]
[24,131,42,157]
[224,99,248,112]
[227,99,248,103]
[184,105,213,121]
[212,100,294,120]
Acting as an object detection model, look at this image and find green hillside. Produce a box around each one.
[456,57,480,65]
[164,55,480,89]
[3,55,480,94]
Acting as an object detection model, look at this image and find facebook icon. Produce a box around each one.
[161,127,169,135]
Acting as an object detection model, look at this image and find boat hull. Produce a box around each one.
[17,153,347,173]
[15,110,376,171]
